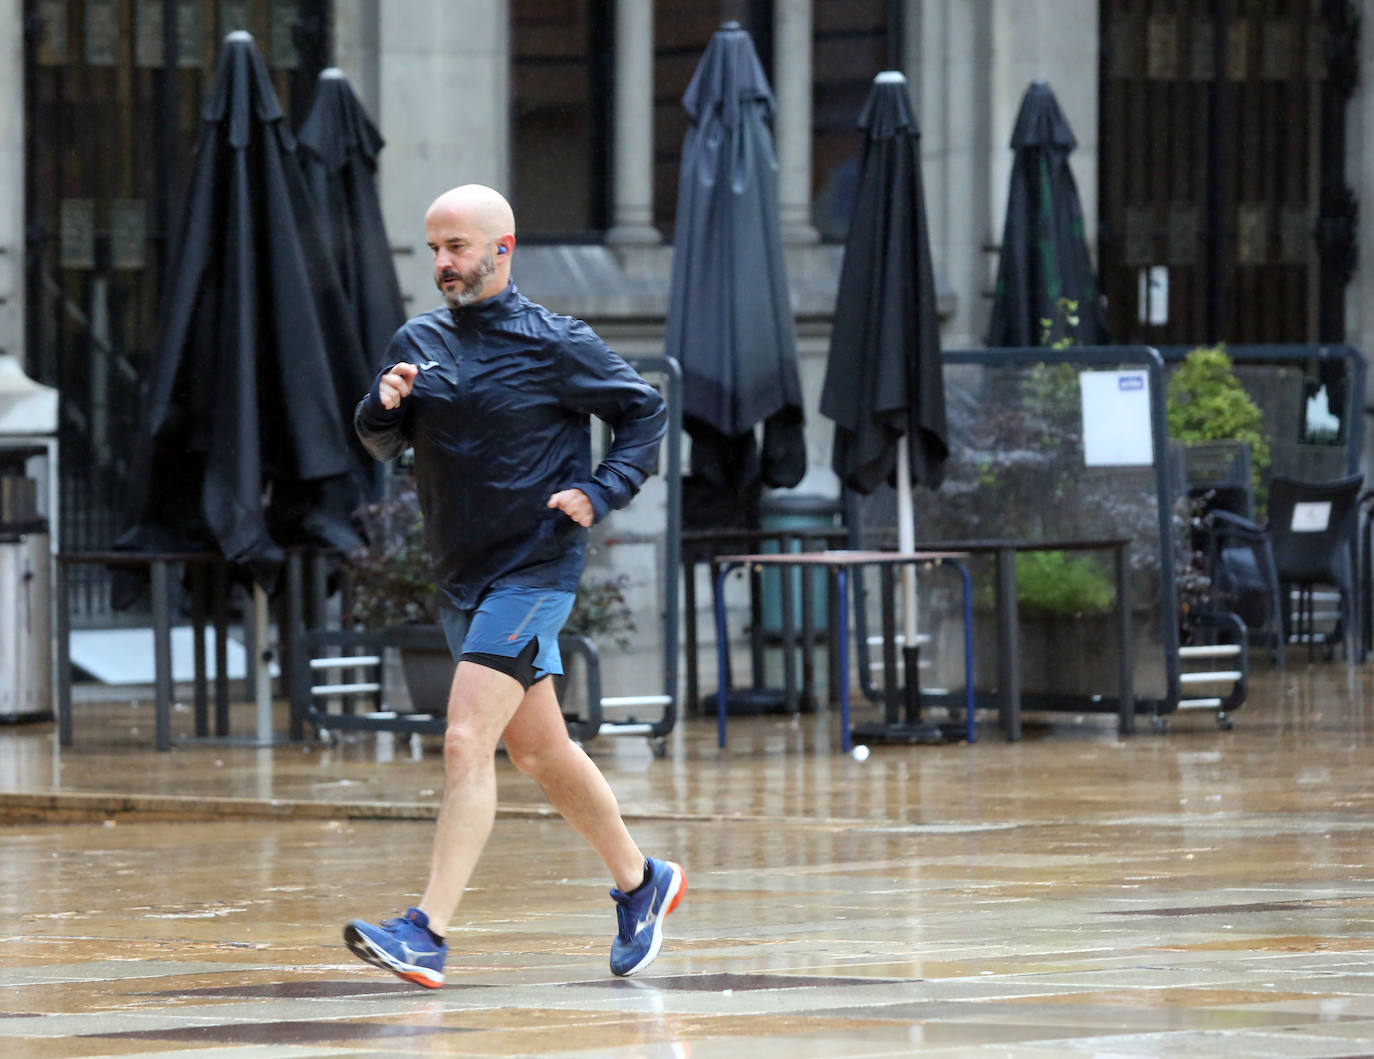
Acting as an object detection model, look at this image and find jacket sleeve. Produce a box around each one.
[557,324,667,522]
[353,332,416,462]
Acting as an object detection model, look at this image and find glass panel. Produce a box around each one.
[848,353,1173,707]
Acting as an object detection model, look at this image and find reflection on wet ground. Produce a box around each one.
[4,664,1374,1056]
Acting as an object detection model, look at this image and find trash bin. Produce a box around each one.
[0,520,51,721]
[758,493,842,637]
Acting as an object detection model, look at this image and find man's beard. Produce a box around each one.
[436,249,497,310]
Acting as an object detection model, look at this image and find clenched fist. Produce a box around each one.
[378,362,419,409]
[547,488,593,527]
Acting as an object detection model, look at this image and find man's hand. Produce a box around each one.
[378,362,419,409]
[547,488,593,527]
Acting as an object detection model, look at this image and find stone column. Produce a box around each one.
[375,1,509,305]
[331,0,381,121]
[0,0,23,365]
[774,0,818,243]
[605,0,659,244]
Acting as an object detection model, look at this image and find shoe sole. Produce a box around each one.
[343,923,445,989]
[617,861,686,977]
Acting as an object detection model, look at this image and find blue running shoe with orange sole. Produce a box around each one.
[344,907,446,988]
[610,857,686,976]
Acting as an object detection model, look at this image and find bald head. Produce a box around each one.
[425,184,516,308]
[425,184,515,242]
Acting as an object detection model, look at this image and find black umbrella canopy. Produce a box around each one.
[665,21,805,508]
[820,72,948,497]
[985,81,1106,348]
[297,68,405,371]
[118,32,366,588]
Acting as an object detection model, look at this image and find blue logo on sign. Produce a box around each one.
[1118,375,1145,391]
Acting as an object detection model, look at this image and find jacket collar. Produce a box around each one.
[448,281,521,324]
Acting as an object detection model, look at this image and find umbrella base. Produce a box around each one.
[850,720,948,745]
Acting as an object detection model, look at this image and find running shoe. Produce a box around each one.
[609,857,686,976]
[343,907,446,988]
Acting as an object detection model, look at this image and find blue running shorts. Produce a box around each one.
[438,585,576,690]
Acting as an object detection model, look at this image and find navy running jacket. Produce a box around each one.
[354,283,667,609]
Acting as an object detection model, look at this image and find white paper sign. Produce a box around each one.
[1079,370,1154,466]
[1290,501,1331,532]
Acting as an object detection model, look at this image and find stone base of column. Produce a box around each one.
[604,224,662,246]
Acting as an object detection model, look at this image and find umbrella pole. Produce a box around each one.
[895,440,931,733]
[253,583,274,744]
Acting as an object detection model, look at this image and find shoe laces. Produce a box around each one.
[610,888,635,942]
[379,909,423,936]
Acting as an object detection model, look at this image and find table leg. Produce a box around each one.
[837,568,851,753]
[190,560,209,738]
[151,560,173,752]
[995,547,1022,742]
[56,559,72,747]
[714,563,737,748]
[879,564,898,724]
[683,559,699,716]
[951,560,977,744]
[779,556,798,711]
[1115,544,1135,734]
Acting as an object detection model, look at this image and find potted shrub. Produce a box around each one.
[345,486,635,711]
[1167,344,1270,504]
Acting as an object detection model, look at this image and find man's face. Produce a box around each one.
[426,212,503,309]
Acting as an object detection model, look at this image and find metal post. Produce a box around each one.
[55,558,71,746]
[1115,543,1135,734]
[190,560,208,737]
[151,560,172,751]
[253,582,273,744]
[285,551,305,742]
[212,559,230,736]
[995,546,1021,741]
[779,553,797,710]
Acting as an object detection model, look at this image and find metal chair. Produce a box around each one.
[1176,441,1282,665]
[1183,439,1253,519]
[1267,473,1364,660]
[1203,508,1286,667]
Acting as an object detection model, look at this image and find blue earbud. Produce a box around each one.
[497,245,508,255]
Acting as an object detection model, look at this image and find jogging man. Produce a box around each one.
[344,184,684,988]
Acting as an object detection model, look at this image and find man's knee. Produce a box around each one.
[505,729,576,780]
[442,721,497,770]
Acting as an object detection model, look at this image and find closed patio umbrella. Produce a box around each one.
[118,32,366,586]
[821,71,948,508]
[819,71,949,741]
[297,68,405,373]
[665,21,805,524]
[986,81,1106,348]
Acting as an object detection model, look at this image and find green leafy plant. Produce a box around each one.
[1014,550,1114,617]
[1166,345,1270,500]
[345,486,636,646]
[1038,296,1081,350]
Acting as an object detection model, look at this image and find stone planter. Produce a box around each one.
[385,624,453,715]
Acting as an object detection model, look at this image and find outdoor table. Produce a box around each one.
[56,548,338,751]
[55,551,231,751]
[901,538,1134,740]
[681,526,848,716]
[712,550,974,752]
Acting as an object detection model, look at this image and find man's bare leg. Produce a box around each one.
[415,660,527,936]
[500,677,645,893]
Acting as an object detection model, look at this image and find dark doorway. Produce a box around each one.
[1098,0,1357,346]
[23,0,330,617]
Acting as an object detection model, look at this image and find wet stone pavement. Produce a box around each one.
[3,663,1374,1056]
